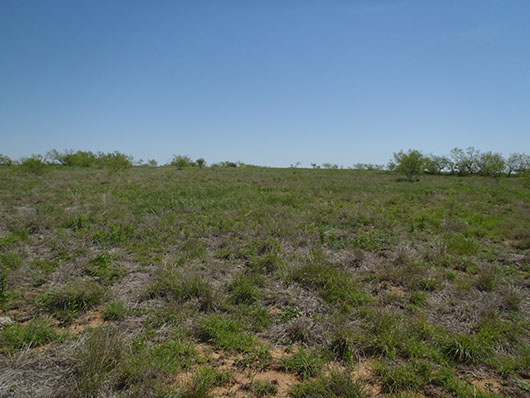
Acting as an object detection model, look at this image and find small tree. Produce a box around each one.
[477,152,505,183]
[506,153,530,177]
[0,154,13,166]
[20,155,48,175]
[196,158,206,168]
[393,149,425,182]
[450,147,480,175]
[171,155,193,170]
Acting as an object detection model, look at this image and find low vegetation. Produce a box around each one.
[0,152,528,397]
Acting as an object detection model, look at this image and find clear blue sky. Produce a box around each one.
[1,0,529,167]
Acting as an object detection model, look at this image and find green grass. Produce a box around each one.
[0,319,60,353]
[0,165,528,397]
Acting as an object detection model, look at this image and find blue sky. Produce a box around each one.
[1,0,529,167]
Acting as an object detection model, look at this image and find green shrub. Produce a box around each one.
[393,149,425,182]
[170,155,195,169]
[20,155,47,175]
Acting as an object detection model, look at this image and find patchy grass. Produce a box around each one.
[0,166,528,397]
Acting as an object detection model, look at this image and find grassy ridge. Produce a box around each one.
[0,166,529,397]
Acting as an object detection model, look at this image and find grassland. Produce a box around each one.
[0,166,529,397]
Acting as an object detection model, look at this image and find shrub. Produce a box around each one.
[393,149,425,182]
[506,152,530,176]
[97,151,133,170]
[20,155,48,175]
[477,151,506,182]
[170,154,195,169]
[0,154,13,166]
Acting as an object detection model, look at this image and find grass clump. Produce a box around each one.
[103,300,127,321]
[283,347,323,379]
[148,269,217,311]
[0,319,59,353]
[196,315,257,352]
[70,327,124,396]
[376,359,433,393]
[252,380,279,397]
[39,278,107,319]
[290,263,369,305]
[0,252,22,269]
[86,252,122,284]
[227,272,264,305]
[289,370,368,398]
[176,366,232,398]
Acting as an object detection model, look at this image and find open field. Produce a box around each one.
[0,166,529,397]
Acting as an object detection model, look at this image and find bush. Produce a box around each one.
[393,149,425,182]
[20,155,48,175]
[170,155,195,169]
[477,151,506,182]
[0,154,13,166]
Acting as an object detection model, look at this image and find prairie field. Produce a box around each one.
[0,166,529,397]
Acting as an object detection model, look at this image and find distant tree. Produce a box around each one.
[311,163,320,169]
[506,153,530,176]
[386,160,397,172]
[393,149,425,182]
[196,158,206,168]
[97,151,134,170]
[171,155,194,170]
[322,163,338,169]
[450,147,480,175]
[477,152,506,182]
[0,154,12,166]
[424,154,451,174]
[147,159,158,167]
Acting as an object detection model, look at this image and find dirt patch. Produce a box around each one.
[353,360,382,396]
[70,311,104,334]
